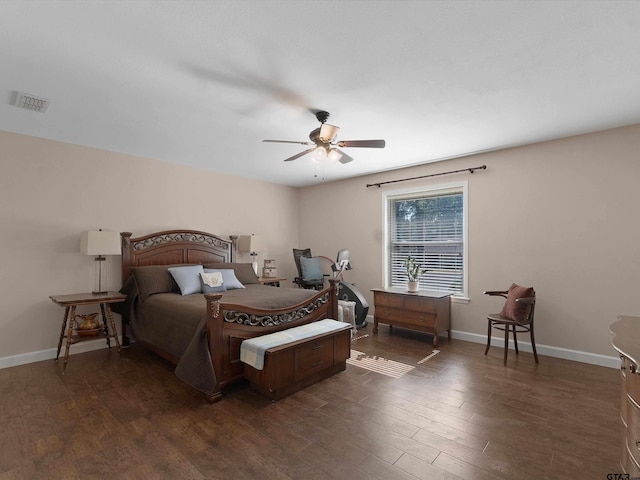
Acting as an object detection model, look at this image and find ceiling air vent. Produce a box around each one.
[12,91,51,113]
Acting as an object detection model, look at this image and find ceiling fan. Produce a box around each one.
[263,110,385,164]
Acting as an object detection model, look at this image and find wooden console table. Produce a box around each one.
[371,287,451,347]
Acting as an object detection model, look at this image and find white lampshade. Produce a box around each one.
[80,230,121,256]
[80,230,120,294]
[237,234,266,253]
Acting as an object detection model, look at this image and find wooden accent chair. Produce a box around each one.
[484,285,538,365]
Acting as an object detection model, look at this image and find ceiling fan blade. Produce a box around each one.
[283,148,315,162]
[332,149,354,164]
[263,139,314,145]
[336,139,386,148]
[338,151,354,164]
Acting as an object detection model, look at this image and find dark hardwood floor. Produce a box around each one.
[0,325,621,479]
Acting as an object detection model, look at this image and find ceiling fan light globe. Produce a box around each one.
[328,148,342,162]
[312,146,327,161]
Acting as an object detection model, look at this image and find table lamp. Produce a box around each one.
[237,234,266,275]
[80,230,121,294]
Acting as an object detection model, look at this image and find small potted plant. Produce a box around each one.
[403,256,427,292]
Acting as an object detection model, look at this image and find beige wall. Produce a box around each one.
[0,131,300,361]
[2,123,639,366]
[299,124,640,360]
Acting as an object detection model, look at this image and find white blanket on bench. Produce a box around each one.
[241,319,347,370]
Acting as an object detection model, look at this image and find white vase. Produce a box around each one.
[407,281,419,292]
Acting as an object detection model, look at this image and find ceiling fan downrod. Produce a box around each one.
[315,110,330,124]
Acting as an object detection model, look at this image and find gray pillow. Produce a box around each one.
[300,256,323,281]
[168,265,205,295]
[130,264,183,301]
[204,268,245,289]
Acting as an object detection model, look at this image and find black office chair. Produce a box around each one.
[292,248,327,290]
[484,285,538,365]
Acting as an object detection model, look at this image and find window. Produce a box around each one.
[383,181,467,297]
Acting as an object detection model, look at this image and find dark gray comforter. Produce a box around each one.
[124,284,319,395]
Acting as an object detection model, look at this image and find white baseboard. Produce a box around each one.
[0,337,124,370]
[362,315,620,369]
[1,319,621,371]
[450,330,620,369]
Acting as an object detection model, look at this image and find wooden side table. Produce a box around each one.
[49,291,126,373]
[257,277,286,287]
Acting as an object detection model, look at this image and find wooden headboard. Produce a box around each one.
[120,230,235,282]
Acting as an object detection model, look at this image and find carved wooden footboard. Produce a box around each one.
[205,281,338,402]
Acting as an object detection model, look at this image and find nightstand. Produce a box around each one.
[49,291,126,373]
[257,277,287,287]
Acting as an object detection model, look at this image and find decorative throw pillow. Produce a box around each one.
[200,271,227,293]
[300,256,323,281]
[202,262,258,284]
[168,265,205,295]
[500,283,534,322]
[204,268,245,290]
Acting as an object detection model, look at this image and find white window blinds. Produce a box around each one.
[386,185,466,295]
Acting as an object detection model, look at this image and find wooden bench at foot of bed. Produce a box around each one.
[241,319,352,401]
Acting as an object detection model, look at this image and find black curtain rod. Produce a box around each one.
[366,165,487,188]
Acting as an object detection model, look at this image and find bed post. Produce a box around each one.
[119,232,133,347]
[328,278,339,320]
[120,232,133,281]
[205,292,225,403]
[229,235,238,262]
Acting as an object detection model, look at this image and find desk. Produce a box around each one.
[50,291,126,373]
[258,277,286,287]
[371,287,451,347]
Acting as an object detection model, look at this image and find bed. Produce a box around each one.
[115,229,339,402]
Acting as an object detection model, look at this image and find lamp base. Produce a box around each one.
[251,252,259,275]
[93,256,109,295]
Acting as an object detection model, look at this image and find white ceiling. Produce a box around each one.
[2,1,640,187]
